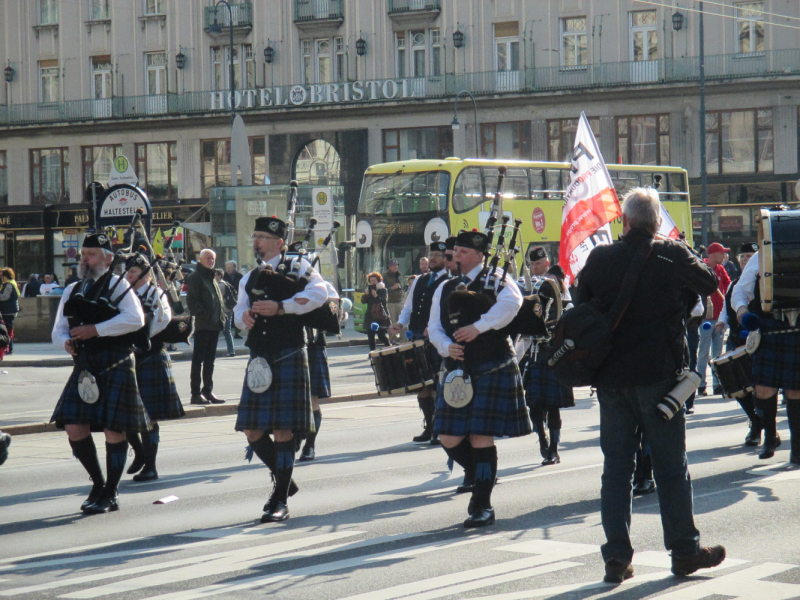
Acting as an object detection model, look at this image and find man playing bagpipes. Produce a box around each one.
[234,216,328,523]
[51,232,151,514]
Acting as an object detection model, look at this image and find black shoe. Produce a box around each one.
[234,334,243,339]
[412,429,432,443]
[745,422,762,447]
[203,392,225,404]
[83,488,120,514]
[456,472,474,494]
[697,388,708,397]
[133,466,158,482]
[190,394,210,405]
[633,479,656,496]
[463,507,495,528]
[671,545,726,576]
[80,484,104,511]
[759,433,782,459]
[713,386,723,396]
[126,455,145,475]
[790,453,800,466]
[261,498,290,523]
[537,433,550,459]
[604,559,634,583]
[430,433,441,446]
[226,352,236,357]
[298,446,315,461]
[685,407,695,415]
[542,448,560,466]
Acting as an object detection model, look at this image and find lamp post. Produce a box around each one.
[264,40,275,87]
[3,62,13,106]
[451,90,479,158]
[175,46,187,94]
[698,1,708,247]
[209,1,235,124]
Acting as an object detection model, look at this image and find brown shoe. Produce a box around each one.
[604,559,634,583]
[671,545,726,576]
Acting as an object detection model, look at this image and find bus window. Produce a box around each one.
[502,168,530,200]
[453,166,485,213]
[359,170,450,215]
[530,169,546,199]
[669,171,687,193]
[610,170,641,198]
[545,169,565,199]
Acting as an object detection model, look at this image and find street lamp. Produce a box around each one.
[452,27,465,49]
[4,65,13,83]
[452,90,479,158]
[263,43,274,64]
[672,10,684,31]
[355,36,367,57]
[209,1,235,124]
[175,49,186,70]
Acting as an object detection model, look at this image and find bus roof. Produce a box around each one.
[364,158,688,176]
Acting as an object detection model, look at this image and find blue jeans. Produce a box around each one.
[223,311,234,354]
[598,380,700,563]
[697,323,724,390]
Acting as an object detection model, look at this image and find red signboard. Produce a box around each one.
[532,207,546,234]
[718,215,744,232]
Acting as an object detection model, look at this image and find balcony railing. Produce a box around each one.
[388,0,441,13]
[2,48,799,127]
[203,2,252,30]
[294,0,343,22]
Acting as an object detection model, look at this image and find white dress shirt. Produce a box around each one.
[731,250,759,313]
[397,269,448,328]
[39,283,59,295]
[52,274,146,349]
[137,283,172,337]
[427,264,523,358]
[234,254,328,330]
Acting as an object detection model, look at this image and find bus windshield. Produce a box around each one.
[359,171,450,216]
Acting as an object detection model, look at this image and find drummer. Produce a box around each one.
[391,241,450,445]
[732,244,800,464]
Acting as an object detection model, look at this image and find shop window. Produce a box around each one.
[136,142,178,200]
[202,137,266,196]
[382,127,453,162]
[0,151,7,206]
[547,117,600,162]
[705,108,772,174]
[481,122,531,160]
[616,114,670,166]
[31,147,70,204]
[82,145,122,191]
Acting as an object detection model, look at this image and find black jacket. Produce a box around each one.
[223,270,243,292]
[186,263,226,331]
[576,228,718,387]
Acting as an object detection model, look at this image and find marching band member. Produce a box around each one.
[443,236,457,275]
[123,254,184,482]
[51,232,149,514]
[428,230,532,528]
[234,216,328,522]
[391,241,450,445]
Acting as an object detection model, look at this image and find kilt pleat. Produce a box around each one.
[135,349,185,421]
[235,347,313,434]
[52,347,151,433]
[523,349,575,409]
[752,326,800,390]
[434,356,532,438]
[308,345,332,399]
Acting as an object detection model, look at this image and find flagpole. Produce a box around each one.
[699,1,709,248]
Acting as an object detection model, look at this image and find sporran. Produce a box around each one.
[78,370,100,405]
[247,357,273,393]
[443,369,474,408]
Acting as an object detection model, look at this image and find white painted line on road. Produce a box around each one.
[0,538,146,568]
[467,571,675,599]
[632,550,748,572]
[655,563,800,599]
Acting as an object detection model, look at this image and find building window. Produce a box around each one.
[146,52,167,95]
[82,145,122,190]
[145,0,164,16]
[735,2,764,54]
[202,138,266,196]
[212,45,255,90]
[616,115,670,166]
[561,17,588,68]
[301,38,345,84]
[630,11,658,61]
[547,118,601,162]
[31,148,70,204]
[136,142,178,200]
[431,29,442,76]
[705,109,772,174]
[91,0,110,20]
[39,61,59,103]
[40,0,58,24]
[481,122,532,160]
[411,31,426,77]
[382,127,453,162]
[92,57,112,99]
[302,40,312,85]
[0,151,7,206]
[396,32,406,78]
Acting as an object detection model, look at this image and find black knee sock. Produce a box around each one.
[306,410,322,448]
[105,440,129,493]
[530,407,546,439]
[143,424,160,468]
[755,394,779,438]
[249,434,277,473]
[126,431,144,461]
[548,409,562,450]
[738,393,761,427]
[786,400,800,455]
[471,446,498,510]
[69,436,105,489]
[418,396,434,432]
[444,437,473,474]
[273,441,295,504]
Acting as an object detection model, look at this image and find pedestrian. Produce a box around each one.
[382,259,403,342]
[363,272,390,351]
[23,274,41,297]
[64,267,80,286]
[419,256,430,275]
[0,268,20,354]
[224,260,244,339]
[234,215,328,522]
[39,274,59,296]
[214,268,237,357]
[186,249,226,405]
[51,232,150,514]
[697,242,731,396]
[576,187,725,582]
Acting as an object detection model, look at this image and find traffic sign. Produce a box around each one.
[107,155,139,187]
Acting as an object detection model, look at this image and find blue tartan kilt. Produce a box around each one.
[235,346,313,434]
[752,324,800,390]
[308,344,332,399]
[523,349,575,410]
[52,347,151,433]
[135,348,185,421]
[434,355,532,438]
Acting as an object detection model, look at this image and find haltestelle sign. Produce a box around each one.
[209,79,426,110]
[100,187,148,218]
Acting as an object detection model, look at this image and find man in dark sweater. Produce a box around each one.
[577,187,725,583]
[382,259,403,342]
[186,249,226,405]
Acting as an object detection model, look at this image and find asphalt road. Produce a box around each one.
[2,389,800,599]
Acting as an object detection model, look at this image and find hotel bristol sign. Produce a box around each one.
[209,78,431,110]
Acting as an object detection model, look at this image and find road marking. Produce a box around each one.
[632,550,748,572]
[0,538,146,568]
[656,563,800,599]
[467,571,676,599]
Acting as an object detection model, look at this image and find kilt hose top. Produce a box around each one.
[52,346,151,433]
[236,346,314,435]
[135,348,185,421]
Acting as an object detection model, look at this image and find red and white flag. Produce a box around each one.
[559,112,622,283]
[658,204,681,240]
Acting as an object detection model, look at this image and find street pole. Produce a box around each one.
[210,1,235,124]
[453,90,480,158]
[699,1,708,248]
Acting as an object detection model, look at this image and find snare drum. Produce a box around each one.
[759,208,800,313]
[369,340,436,396]
[710,346,754,399]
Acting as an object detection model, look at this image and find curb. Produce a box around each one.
[2,389,391,437]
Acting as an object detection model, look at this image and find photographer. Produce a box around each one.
[576,187,724,583]
[363,272,390,351]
